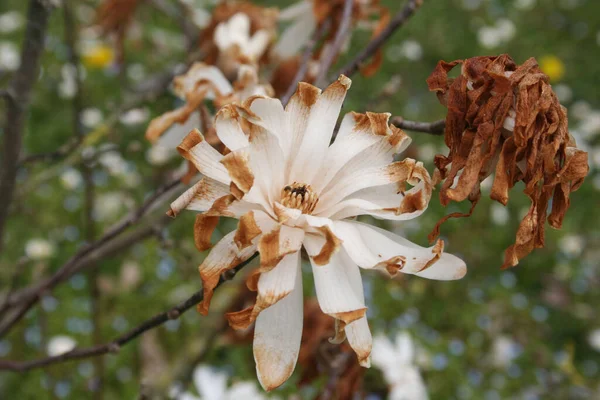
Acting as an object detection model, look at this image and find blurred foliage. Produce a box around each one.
[0,0,599,399]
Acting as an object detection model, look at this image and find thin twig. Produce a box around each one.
[0,0,52,253]
[391,116,445,135]
[314,0,354,87]
[334,0,423,80]
[0,253,259,372]
[281,19,331,107]
[0,178,183,335]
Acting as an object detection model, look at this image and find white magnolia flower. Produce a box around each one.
[175,365,264,400]
[25,238,55,260]
[372,332,429,400]
[47,335,77,356]
[169,76,467,391]
[214,13,271,64]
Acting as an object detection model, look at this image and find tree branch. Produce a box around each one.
[0,253,258,372]
[0,0,52,253]
[391,116,445,135]
[334,0,423,79]
[0,178,183,335]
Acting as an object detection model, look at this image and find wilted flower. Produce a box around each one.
[25,238,55,260]
[372,332,429,400]
[427,55,588,268]
[47,335,77,356]
[169,76,466,390]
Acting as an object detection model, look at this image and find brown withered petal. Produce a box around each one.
[311,225,342,266]
[234,211,262,250]
[427,54,589,268]
[194,214,220,252]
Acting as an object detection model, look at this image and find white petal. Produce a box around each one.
[246,30,271,60]
[303,235,366,323]
[174,64,232,99]
[186,140,231,185]
[272,11,316,59]
[315,160,413,214]
[371,334,397,370]
[245,97,290,160]
[254,262,303,391]
[169,178,229,216]
[345,316,373,367]
[288,76,351,185]
[278,0,312,21]
[215,106,249,151]
[157,111,201,149]
[334,221,467,280]
[257,251,300,310]
[247,129,286,212]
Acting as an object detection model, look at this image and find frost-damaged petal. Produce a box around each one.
[334,220,467,280]
[197,231,257,315]
[316,159,419,215]
[317,160,432,221]
[194,214,220,251]
[289,75,352,185]
[177,129,231,185]
[303,236,366,325]
[345,316,372,368]
[214,105,249,151]
[226,251,301,330]
[258,225,304,269]
[253,258,303,391]
[233,210,263,250]
[220,149,254,193]
[168,178,230,217]
[312,111,411,193]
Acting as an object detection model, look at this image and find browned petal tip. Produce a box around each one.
[331,308,367,325]
[311,226,342,266]
[177,128,204,157]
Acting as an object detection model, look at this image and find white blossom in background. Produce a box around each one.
[120,108,150,126]
[399,40,423,61]
[558,234,585,258]
[214,13,271,63]
[169,75,466,390]
[515,0,537,10]
[477,19,516,49]
[272,0,316,60]
[58,64,78,99]
[60,168,84,190]
[25,238,55,260]
[372,332,429,400]
[81,107,104,128]
[553,83,573,103]
[47,335,77,356]
[146,143,175,166]
[98,150,129,177]
[491,335,519,368]
[490,203,509,226]
[95,192,133,221]
[578,111,600,138]
[173,365,264,400]
[588,329,600,352]
[571,100,591,120]
[0,41,20,71]
[0,11,24,33]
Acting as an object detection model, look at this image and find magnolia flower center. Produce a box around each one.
[280,182,318,214]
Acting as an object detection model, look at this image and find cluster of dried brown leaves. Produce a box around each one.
[427,54,589,268]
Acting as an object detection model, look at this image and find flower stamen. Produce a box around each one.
[280,182,318,214]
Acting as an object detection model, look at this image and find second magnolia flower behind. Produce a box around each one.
[169,75,467,391]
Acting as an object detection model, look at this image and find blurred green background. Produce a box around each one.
[0,0,599,398]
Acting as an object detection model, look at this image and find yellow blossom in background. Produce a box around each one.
[539,54,565,82]
[82,44,114,69]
